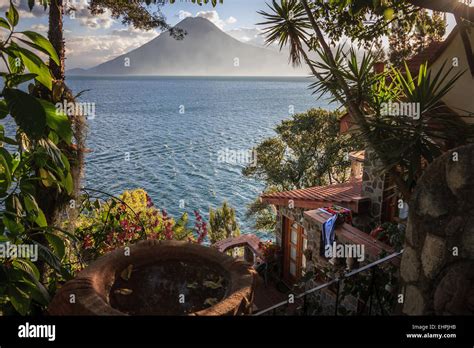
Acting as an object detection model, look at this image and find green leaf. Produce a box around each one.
[35,208,47,227]
[19,31,60,66]
[7,73,38,88]
[0,147,13,189]
[3,215,24,235]
[17,278,49,306]
[63,172,73,195]
[12,259,40,280]
[38,99,72,143]
[4,88,47,140]
[17,47,52,90]
[0,17,11,30]
[6,1,19,27]
[0,17,10,30]
[8,54,24,74]
[34,242,61,271]
[23,194,39,214]
[45,233,65,260]
[23,194,47,227]
[0,100,8,119]
[8,286,30,315]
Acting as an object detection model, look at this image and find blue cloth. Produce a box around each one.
[322,214,338,250]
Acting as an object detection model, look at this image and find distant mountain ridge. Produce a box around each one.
[68,17,306,76]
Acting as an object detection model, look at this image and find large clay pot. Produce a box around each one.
[48,240,256,316]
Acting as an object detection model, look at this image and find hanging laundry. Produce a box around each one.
[322,213,338,252]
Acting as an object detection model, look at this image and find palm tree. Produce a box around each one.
[258,0,322,79]
[259,0,474,201]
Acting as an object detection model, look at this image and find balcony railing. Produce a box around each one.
[253,249,404,316]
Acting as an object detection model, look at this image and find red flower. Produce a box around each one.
[83,235,93,249]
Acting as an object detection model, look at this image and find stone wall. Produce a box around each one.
[362,148,385,225]
[277,207,361,314]
[276,206,321,256]
[400,145,474,315]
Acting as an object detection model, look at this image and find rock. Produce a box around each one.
[400,247,420,283]
[462,224,474,258]
[403,285,425,315]
[421,234,446,279]
[418,192,448,218]
[446,162,466,194]
[405,223,415,247]
[434,261,474,315]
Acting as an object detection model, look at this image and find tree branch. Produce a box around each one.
[408,0,474,22]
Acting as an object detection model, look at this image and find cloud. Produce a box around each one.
[30,24,48,34]
[65,0,115,30]
[76,15,114,30]
[226,27,275,48]
[64,28,159,69]
[226,16,237,25]
[0,0,114,29]
[177,10,192,20]
[195,10,237,30]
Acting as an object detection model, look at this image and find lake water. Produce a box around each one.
[66,76,329,238]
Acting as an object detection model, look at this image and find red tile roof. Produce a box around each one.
[405,26,459,75]
[261,179,369,213]
[339,112,356,134]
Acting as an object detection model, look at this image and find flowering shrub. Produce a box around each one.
[74,189,207,264]
[321,205,353,225]
[370,222,405,250]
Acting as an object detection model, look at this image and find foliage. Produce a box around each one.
[260,0,474,200]
[74,189,208,265]
[243,108,362,231]
[388,10,446,66]
[314,46,473,196]
[338,264,398,315]
[370,222,405,251]
[245,193,277,232]
[0,1,74,315]
[258,241,281,262]
[208,201,240,244]
[266,0,473,201]
[301,257,398,315]
[298,0,452,50]
[244,108,361,190]
[258,0,311,66]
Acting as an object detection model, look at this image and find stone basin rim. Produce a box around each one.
[48,240,256,316]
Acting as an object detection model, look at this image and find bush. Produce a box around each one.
[73,189,208,266]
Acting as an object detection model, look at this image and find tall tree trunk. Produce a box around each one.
[48,0,65,81]
[46,0,86,216]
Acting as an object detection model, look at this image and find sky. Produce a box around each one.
[0,0,459,70]
[0,0,275,69]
